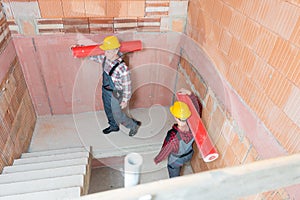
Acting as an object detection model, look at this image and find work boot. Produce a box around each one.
[129,121,141,137]
[102,126,119,134]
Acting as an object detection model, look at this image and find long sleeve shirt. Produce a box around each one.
[154,93,202,164]
[89,55,132,103]
[154,124,193,164]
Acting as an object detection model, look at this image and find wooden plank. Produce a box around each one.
[85,0,106,17]
[83,146,92,195]
[38,0,64,18]
[106,0,128,17]
[61,0,85,18]
[128,0,145,17]
[79,153,300,200]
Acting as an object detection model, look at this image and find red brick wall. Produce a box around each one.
[179,54,260,168]
[0,6,36,173]
[180,48,294,199]
[186,0,299,199]
[13,33,181,115]
[3,0,187,35]
[0,57,37,173]
[187,0,299,155]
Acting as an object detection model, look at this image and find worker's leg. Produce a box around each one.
[111,95,137,130]
[167,151,193,178]
[167,163,181,178]
[102,88,119,129]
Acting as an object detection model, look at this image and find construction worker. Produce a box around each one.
[89,35,141,136]
[154,88,202,178]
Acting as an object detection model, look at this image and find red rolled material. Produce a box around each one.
[176,93,219,162]
[71,40,142,58]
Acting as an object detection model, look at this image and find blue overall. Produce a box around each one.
[167,131,194,178]
[101,59,137,130]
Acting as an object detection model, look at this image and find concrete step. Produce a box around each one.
[21,146,88,158]
[3,157,88,174]
[93,143,161,158]
[0,165,86,184]
[0,187,81,200]
[14,151,89,165]
[0,174,84,197]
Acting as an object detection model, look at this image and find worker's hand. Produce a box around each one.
[154,159,166,167]
[120,101,128,109]
[177,88,191,95]
[70,44,82,50]
[70,44,83,58]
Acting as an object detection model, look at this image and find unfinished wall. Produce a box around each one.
[4,0,188,115]
[185,0,300,199]
[1,0,298,197]
[3,0,187,34]
[13,33,183,115]
[0,5,36,173]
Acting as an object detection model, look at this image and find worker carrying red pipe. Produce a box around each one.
[71,39,142,58]
[73,36,141,136]
[154,88,202,178]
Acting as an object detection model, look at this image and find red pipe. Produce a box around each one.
[71,40,142,58]
[176,93,219,162]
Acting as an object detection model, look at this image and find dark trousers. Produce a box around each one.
[167,151,193,178]
[102,87,136,130]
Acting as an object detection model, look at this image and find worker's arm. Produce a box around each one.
[154,131,178,164]
[89,55,105,63]
[177,88,202,117]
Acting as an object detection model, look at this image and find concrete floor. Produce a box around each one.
[29,105,193,189]
[88,163,193,194]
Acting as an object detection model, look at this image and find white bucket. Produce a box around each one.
[124,153,143,188]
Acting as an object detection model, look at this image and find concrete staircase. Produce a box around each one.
[0,146,92,200]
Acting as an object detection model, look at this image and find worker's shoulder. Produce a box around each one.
[89,54,104,62]
[166,127,178,140]
[117,60,129,71]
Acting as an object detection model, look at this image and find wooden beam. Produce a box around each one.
[80,153,300,200]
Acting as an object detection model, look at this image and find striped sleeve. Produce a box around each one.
[121,69,131,102]
[89,55,104,63]
[154,131,179,164]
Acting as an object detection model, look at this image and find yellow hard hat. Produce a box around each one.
[170,101,191,120]
[99,36,121,50]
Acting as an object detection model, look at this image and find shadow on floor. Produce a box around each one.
[88,166,124,194]
[88,157,125,194]
[88,156,194,194]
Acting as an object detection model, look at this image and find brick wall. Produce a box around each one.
[0,5,36,173]
[178,51,260,166]
[185,0,299,199]
[3,0,188,35]
[186,0,300,155]
[0,0,298,196]
[2,0,189,116]
[179,49,293,199]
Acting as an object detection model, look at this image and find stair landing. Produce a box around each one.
[29,108,177,183]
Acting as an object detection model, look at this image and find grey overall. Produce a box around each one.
[167,131,194,178]
[101,57,137,130]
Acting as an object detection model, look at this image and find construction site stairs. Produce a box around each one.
[0,146,92,200]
